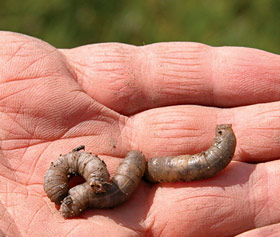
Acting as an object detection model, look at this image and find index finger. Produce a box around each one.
[61,42,280,115]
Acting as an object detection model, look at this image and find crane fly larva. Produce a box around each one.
[43,148,146,218]
[144,124,236,183]
[44,124,236,217]
[43,146,110,205]
[59,150,146,218]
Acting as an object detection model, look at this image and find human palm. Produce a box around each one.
[0,31,280,236]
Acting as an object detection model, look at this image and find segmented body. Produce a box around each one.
[59,150,146,218]
[144,124,236,183]
[43,146,110,205]
[44,124,236,217]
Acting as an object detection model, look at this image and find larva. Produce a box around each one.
[59,150,146,218]
[144,124,236,183]
[43,146,110,205]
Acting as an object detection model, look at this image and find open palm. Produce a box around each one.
[0,31,280,237]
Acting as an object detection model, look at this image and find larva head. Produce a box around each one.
[72,145,85,152]
[214,124,236,158]
[60,196,85,218]
[89,179,108,193]
[59,183,89,218]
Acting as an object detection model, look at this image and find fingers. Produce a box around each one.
[236,223,280,237]
[1,31,279,165]
[124,101,280,163]
[144,160,280,237]
[61,42,280,115]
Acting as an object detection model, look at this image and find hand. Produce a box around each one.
[0,31,279,237]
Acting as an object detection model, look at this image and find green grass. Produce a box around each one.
[0,0,279,53]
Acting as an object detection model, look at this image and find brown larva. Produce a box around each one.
[144,124,236,183]
[43,146,110,205]
[59,150,146,218]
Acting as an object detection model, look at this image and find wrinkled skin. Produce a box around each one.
[0,31,280,237]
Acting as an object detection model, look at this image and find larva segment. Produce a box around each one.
[144,124,236,183]
[111,150,147,195]
[59,150,146,218]
[43,146,110,205]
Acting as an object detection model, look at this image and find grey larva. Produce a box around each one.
[44,124,236,217]
[144,124,236,183]
[43,146,110,205]
[59,150,146,218]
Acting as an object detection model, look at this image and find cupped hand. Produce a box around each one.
[0,31,280,237]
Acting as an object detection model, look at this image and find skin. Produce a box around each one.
[0,31,280,237]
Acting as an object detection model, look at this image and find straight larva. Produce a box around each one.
[144,124,237,183]
[43,146,110,205]
[59,150,146,218]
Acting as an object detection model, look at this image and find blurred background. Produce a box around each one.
[0,0,279,53]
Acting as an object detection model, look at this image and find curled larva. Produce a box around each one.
[43,146,110,205]
[144,124,236,183]
[59,150,146,218]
